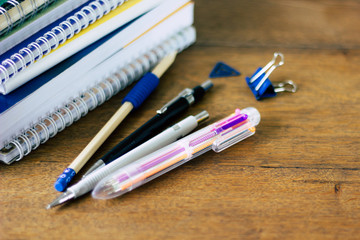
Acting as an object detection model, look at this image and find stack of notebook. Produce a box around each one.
[0,0,196,164]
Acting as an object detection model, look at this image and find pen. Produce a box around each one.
[54,52,177,192]
[92,107,260,200]
[47,111,209,209]
[83,79,214,178]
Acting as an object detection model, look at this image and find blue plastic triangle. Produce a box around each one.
[209,62,241,78]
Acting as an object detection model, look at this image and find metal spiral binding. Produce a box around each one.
[0,0,56,36]
[0,0,127,83]
[1,27,196,164]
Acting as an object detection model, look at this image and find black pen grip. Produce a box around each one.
[101,97,190,163]
[193,86,206,102]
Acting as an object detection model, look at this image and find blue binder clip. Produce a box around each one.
[246,52,297,100]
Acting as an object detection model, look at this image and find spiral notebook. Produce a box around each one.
[0,0,164,94]
[0,0,90,55]
[0,0,195,164]
[0,0,59,36]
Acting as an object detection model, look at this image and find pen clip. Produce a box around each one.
[157,88,195,114]
[212,121,256,153]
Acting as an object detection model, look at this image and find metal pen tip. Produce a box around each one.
[201,80,213,92]
[46,191,75,209]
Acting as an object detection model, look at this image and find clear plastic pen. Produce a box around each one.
[92,107,261,200]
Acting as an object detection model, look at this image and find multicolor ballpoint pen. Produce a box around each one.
[92,107,261,200]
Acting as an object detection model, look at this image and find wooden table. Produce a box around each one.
[1,1,359,239]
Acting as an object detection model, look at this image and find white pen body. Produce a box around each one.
[68,114,201,197]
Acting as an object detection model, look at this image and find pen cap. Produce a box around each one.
[212,107,260,153]
[240,107,261,126]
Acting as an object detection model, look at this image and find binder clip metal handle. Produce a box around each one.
[246,52,296,100]
[273,80,297,93]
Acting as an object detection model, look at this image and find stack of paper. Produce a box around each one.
[0,0,196,164]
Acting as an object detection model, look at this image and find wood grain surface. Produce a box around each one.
[1,0,360,239]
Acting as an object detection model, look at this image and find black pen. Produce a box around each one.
[82,80,213,177]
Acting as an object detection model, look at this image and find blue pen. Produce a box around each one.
[54,52,177,192]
